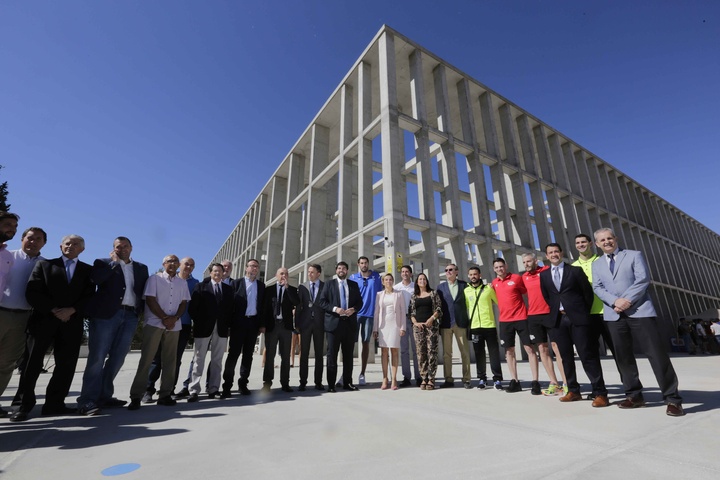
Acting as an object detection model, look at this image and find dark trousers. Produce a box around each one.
[147,323,192,394]
[18,319,83,411]
[300,318,325,386]
[606,315,682,404]
[470,327,503,381]
[552,314,607,396]
[326,317,356,387]
[263,321,293,387]
[222,324,258,391]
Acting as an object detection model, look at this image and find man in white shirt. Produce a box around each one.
[128,255,191,410]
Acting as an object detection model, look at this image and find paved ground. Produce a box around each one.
[1,351,718,479]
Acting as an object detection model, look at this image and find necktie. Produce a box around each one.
[340,281,347,310]
[214,283,222,304]
[609,254,615,274]
[65,259,74,282]
[311,282,316,301]
[276,285,284,317]
[553,267,561,290]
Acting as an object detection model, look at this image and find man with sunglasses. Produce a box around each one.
[437,263,472,389]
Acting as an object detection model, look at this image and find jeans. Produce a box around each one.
[78,309,139,407]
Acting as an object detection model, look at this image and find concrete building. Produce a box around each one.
[210,25,720,331]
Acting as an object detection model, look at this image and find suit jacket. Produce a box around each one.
[85,258,149,319]
[591,249,657,320]
[25,257,95,334]
[295,280,325,331]
[188,278,235,338]
[317,278,363,333]
[539,263,594,327]
[262,283,300,332]
[437,280,470,329]
[230,277,266,330]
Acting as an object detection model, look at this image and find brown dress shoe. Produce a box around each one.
[618,397,647,409]
[559,391,582,402]
[666,403,685,417]
[591,395,609,407]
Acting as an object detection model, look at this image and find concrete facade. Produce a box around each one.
[210,26,720,329]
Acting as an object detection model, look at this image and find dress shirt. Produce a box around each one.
[393,281,414,312]
[119,259,136,307]
[0,244,13,296]
[448,280,458,300]
[335,278,349,314]
[1,249,44,310]
[605,248,620,267]
[143,271,192,331]
[244,276,258,316]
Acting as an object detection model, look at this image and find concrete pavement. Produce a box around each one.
[1,351,718,479]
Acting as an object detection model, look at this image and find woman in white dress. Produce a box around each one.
[373,273,407,390]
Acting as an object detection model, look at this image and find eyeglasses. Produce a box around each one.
[444,268,455,272]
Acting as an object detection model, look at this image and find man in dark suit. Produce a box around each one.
[261,266,300,392]
[436,263,471,389]
[222,258,265,397]
[295,264,325,391]
[317,261,363,392]
[77,236,149,415]
[592,227,684,416]
[186,263,234,401]
[539,243,609,407]
[10,235,94,422]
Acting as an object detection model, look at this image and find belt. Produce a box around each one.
[120,305,136,313]
[0,305,31,313]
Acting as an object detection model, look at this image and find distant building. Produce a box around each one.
[210,25,720,333]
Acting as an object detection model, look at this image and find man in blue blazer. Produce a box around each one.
[317,261,362,392]
[591,228,683,416]
[78,237,149,415]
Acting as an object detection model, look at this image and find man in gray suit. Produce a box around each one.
[591,228,684,416]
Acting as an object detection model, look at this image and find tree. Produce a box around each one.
[0,165,10,212]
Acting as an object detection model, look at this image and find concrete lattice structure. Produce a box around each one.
[211,25,720,329]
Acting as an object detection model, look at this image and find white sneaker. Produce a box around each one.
[358,374,366,386]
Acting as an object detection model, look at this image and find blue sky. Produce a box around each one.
[2,1,718,273]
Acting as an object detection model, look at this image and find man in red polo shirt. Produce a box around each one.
[491,258,538,393]
[522,253,565,396]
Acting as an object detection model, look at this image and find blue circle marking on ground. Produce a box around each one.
[101,463,141,476]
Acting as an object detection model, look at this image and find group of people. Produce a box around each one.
[0,209,686,422]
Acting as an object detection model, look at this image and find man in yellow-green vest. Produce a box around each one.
[572,233,619,392]
[464,266,504,390]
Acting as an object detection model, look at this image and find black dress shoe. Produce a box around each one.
[9,410,29,422]
[281,386,294,393]
[400,378,412,388]
[187,393,199,402]
[156,396,177,406]
[327,387,337,393]
[315,384,325,391]
[0,406,8,418]
[102,398,127,408]
[439,381,455,388]
[298,385,307,392]
[174,388,190,399]
[128,399,141,410]
[239,386,252,396]
[41,405,77,416]
[220,390,232,399]
[343,384,359,391]
[208,391,221,399]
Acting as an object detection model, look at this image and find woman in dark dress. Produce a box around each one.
[409,273,442,390]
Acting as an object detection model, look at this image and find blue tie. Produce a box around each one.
[609,254,615,274]
[340,281,347,310]
[65,259,73,282]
